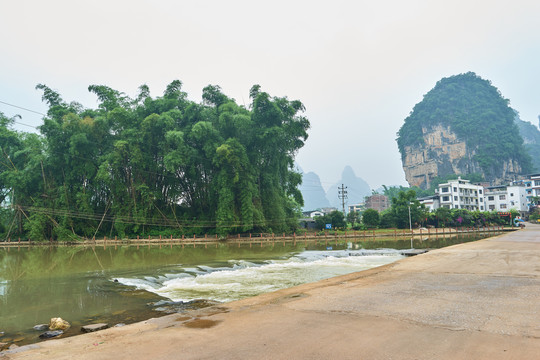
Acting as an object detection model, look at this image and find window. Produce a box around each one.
[488,196,494,201]
[499,195,506,200]
[480,198,483,202]
[454,196,458,201]
[489,205,495,210]
[453,187,457,192]
[479,190,483,194]
[510,193,514,197]
[442,196,449,202]
[441,187,449,193]
[454,205,459,209]
[500,204,507,209]
[480,206,484,210]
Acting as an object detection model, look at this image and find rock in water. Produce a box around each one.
[49,317,70,330]
[81,323,109,333]
[39,330,63,339]
[33,324,49,331]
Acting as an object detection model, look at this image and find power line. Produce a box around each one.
[0,100,46,116]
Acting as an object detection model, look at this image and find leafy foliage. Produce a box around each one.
[313,211,346,230]
[346,210,360,227]
[514,112,540,172]
[0,82,310,240]
[397,72,532,178]
[361,208,380,228]
[379,189,428,229]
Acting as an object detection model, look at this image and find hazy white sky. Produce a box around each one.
[1,0,539,189]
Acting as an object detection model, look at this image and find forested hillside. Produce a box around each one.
[0,82,309,240]
[514,113,540,172]
[397,72,532,184]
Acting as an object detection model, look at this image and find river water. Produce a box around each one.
[0,234,488,347]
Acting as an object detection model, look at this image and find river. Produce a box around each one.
[0,234,488,348]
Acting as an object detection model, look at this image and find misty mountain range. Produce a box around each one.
[298,165,371,211]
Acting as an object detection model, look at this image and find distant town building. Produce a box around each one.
[437,177,485,211]
[418,195,440,212]
[319,207,338,215]
[484,184,528,216]
[364,194,389,212]
[528,173,540,198]
[348,203,365,213]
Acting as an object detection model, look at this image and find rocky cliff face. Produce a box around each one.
[402,124,523,189]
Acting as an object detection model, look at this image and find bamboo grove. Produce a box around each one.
[0,81,310,240]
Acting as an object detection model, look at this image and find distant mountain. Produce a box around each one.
[327,166,371,209]
[397,72,532,189]
[299,171,330,210]
[514,114,540,172]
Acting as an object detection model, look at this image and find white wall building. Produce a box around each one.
[529,174,540,197]
[437,177,485,211]
[484,184,528,215]
[348,203,365,213]
[418,195,440,212]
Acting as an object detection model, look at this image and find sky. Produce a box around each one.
[1,0,540,190]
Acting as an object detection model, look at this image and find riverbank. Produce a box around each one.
[3,224,539,359]
[0,225,511,247]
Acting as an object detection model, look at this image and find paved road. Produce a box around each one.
[4,224,540,359]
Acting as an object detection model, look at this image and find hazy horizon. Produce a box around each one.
[2,1,539,189]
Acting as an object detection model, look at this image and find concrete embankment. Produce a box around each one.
[3,224,540,359]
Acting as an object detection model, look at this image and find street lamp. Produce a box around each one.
[408,202,413,249]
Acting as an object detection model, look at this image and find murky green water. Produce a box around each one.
[0,233,494,349]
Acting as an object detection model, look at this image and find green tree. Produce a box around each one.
[435,207,451,227]
[346,210,360,227]
[386,190,427,229]
[2,81,310,240]
[362,209,380,228]
[328,210,346,229]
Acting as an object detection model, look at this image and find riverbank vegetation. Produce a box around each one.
[0,82,309,241]
[312,189,519,231]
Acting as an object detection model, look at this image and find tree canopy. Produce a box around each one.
[397,72,532,179]
[0,81,310,240]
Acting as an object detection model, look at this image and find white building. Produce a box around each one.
[348,203,365,213]
[484,184,528,215]
[418,195,440,212]
[437,177,485,211]
[529,173,540,198]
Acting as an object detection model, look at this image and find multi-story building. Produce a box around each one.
[529,173,540,197]
[484,184,528,216]
[437,177,485,211]
[514,173,540,210]
[348,203,365,213]
[364,194,389,212]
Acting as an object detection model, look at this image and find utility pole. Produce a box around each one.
[338,184,348,215]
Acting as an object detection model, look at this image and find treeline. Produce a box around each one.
[0,82,310,240]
